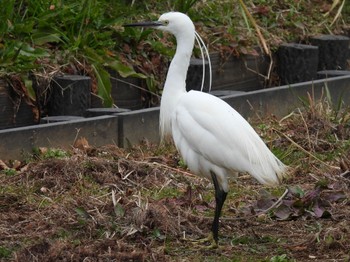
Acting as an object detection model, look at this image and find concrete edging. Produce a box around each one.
[1,75,350,160]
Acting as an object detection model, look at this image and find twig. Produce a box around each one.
[238,0,270,56]
[272,128,340,170]
[111,76,160,98]
[297,108,312,152]
[260,188,289,213]
[279,111,296,124]
[72,128,81,148]
[220,188,289,221]
[323,0,340,17]
[134,160,196,178]
[330,0,345,26]
[243,52,274,83]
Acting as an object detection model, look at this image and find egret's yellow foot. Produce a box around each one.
[189,232,218,249]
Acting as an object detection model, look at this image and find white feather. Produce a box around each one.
[172,91,286,192]
[156,12,287,193]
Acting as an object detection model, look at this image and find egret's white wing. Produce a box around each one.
[172,91,285,186]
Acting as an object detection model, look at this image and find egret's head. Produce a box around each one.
[124,12,195,38]
[157,12,195,36]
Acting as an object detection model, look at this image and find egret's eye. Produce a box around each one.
[163,20,169,26]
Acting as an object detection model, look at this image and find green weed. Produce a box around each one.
[270,254,294,262]
[1,168,17,176]
[32,147,70,159]
[0,246,12,259]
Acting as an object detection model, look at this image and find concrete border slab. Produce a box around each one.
[1,75,350,160]
[117,107,160,147]
[222,75,350,119]
[0,115,118,160]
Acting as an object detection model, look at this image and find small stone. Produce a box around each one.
[40,187,48,193]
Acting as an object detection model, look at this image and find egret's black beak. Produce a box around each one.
[123,21,163,28]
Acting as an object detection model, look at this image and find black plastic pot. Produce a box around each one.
[47,75,91,116]
[277,43,319,85]
[0,79,35,129]
[109,70,144,110]
[310,35,350,70]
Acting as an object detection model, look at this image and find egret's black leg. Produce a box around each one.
[210,171,227,244]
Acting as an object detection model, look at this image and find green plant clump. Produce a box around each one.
[0,0,148,108]
[0,0,348,113]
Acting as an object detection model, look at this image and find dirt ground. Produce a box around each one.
[1,104,350,261]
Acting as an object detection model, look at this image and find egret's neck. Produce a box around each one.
[164,34,194,94]
[160,31,195,140]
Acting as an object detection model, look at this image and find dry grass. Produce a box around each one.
[1,98,350,261]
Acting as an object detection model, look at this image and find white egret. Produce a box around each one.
[124,12,287,248]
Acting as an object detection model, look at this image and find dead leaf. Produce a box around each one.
[74,137,90,151]
[0,160,9,170]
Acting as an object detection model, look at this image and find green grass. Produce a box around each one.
[0,246,12,259]
[1,168,17,176]
[1,0,348,111]
[32,148,70,159]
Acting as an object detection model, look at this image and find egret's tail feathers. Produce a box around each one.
[249,150,288,186]
[275,158,288,180]
[240,130,289,186]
